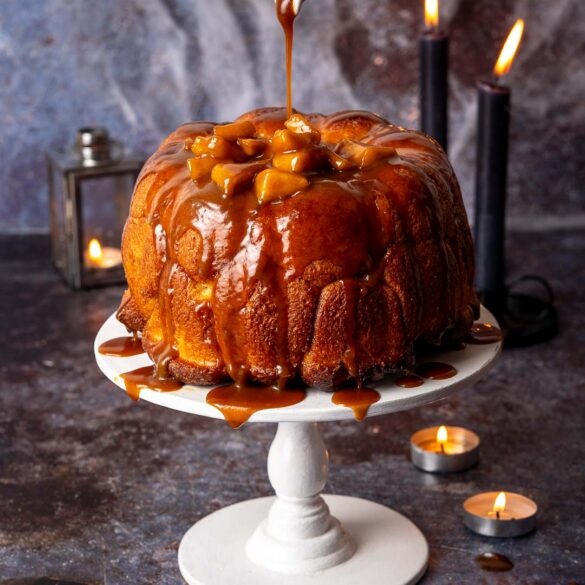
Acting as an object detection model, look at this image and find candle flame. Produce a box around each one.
[437,425,448,445]
[493,19,525,78]
[493,491,507,513]
[88,238,103,262]
[425,0,439,29]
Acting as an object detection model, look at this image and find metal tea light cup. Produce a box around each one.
[410,426,480,473]
[463,491,537,537]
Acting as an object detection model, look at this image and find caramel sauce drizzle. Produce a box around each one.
[207,382,305,428]
[130,114,461,421]
[466,322,502,345]
[98,336,144,358]
[276,0,297,117]
[332,387,380,421]
[120,365,183,401]
[416,361,457,380]
[475,552,514,572]
[395,373,425,388]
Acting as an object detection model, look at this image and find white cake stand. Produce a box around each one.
[95,307,500,585]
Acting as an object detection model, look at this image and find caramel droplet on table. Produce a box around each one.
[395,374,425,388]
[475,552,514,572]
[98,336,145,357]
[121,365,183,401]
[416,362,457,380]
[332,388,380,421]
[466,322,503,345]
[206,383,306,429]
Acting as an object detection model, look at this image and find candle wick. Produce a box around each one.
[496,510,500,520]
[440,443,445,454]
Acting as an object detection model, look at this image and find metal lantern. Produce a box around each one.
[47,127,143,289]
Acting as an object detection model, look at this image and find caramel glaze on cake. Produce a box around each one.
[117,107,479,390]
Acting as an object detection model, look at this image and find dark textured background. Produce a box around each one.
[0,0,583,232]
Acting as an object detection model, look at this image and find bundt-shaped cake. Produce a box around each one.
[117,107,478,389]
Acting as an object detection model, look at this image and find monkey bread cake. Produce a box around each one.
[117,107,478,390]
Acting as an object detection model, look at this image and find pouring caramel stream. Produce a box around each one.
[276,0,297,117]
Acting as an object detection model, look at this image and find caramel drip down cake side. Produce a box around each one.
[117,107,478,389]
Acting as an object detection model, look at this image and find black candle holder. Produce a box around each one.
[492,276,558,349]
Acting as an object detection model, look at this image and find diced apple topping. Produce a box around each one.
[185,112,397,201]
[214,120,255,141]
[191,135,243,160]
[254,168,309,203]
[284,114,321,143]
[273,148,326,173]
[187,156,216,181]
[327,151,356,171]
[336,140,397,169]
[212,162,266,197]
[238,137,269,157]
[271,129,310,153]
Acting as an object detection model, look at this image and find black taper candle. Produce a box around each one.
[474,81,510,317]
[420,32,449,151]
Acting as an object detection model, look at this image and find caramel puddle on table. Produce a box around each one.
[466,322,503,345]
[416,361,457,380]
[332,387,380,421]
[475,552,514,572]
[206,383,306,429]
[98,336,145,357]
[121,365,183,401]
[394,373,425,388]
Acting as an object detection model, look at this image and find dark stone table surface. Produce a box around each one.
[1,233,584,585]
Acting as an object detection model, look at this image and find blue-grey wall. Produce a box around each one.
[1,0,583,232]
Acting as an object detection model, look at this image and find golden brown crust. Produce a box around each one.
[117,107,478,388]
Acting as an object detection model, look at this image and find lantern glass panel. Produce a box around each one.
[49,163,67,271]
[78,173,134,266]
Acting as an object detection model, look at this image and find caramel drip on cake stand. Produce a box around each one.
[416,361,457,380]
[332,387,380,421]
[121,365,183,401]
[466,322,502,344]
[395,373,425,388]
[98,336,144,358]
[276,0,297,117]
[207,382,306,429]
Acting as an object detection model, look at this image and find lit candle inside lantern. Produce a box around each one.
[464,490,537,537]
[419,0,449,150]
[410,425,479,472]
[85,238,122,269]
[474,19,525,318]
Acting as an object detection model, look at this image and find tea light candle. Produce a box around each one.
[464,491,537,537]
[410,425,479,473]
[85,238,122,269]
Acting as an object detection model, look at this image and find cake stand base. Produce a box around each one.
[178,495,428,585]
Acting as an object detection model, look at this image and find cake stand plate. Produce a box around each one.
[95,306,500,585]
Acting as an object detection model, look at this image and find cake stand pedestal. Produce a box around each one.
[95,307,500,585]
